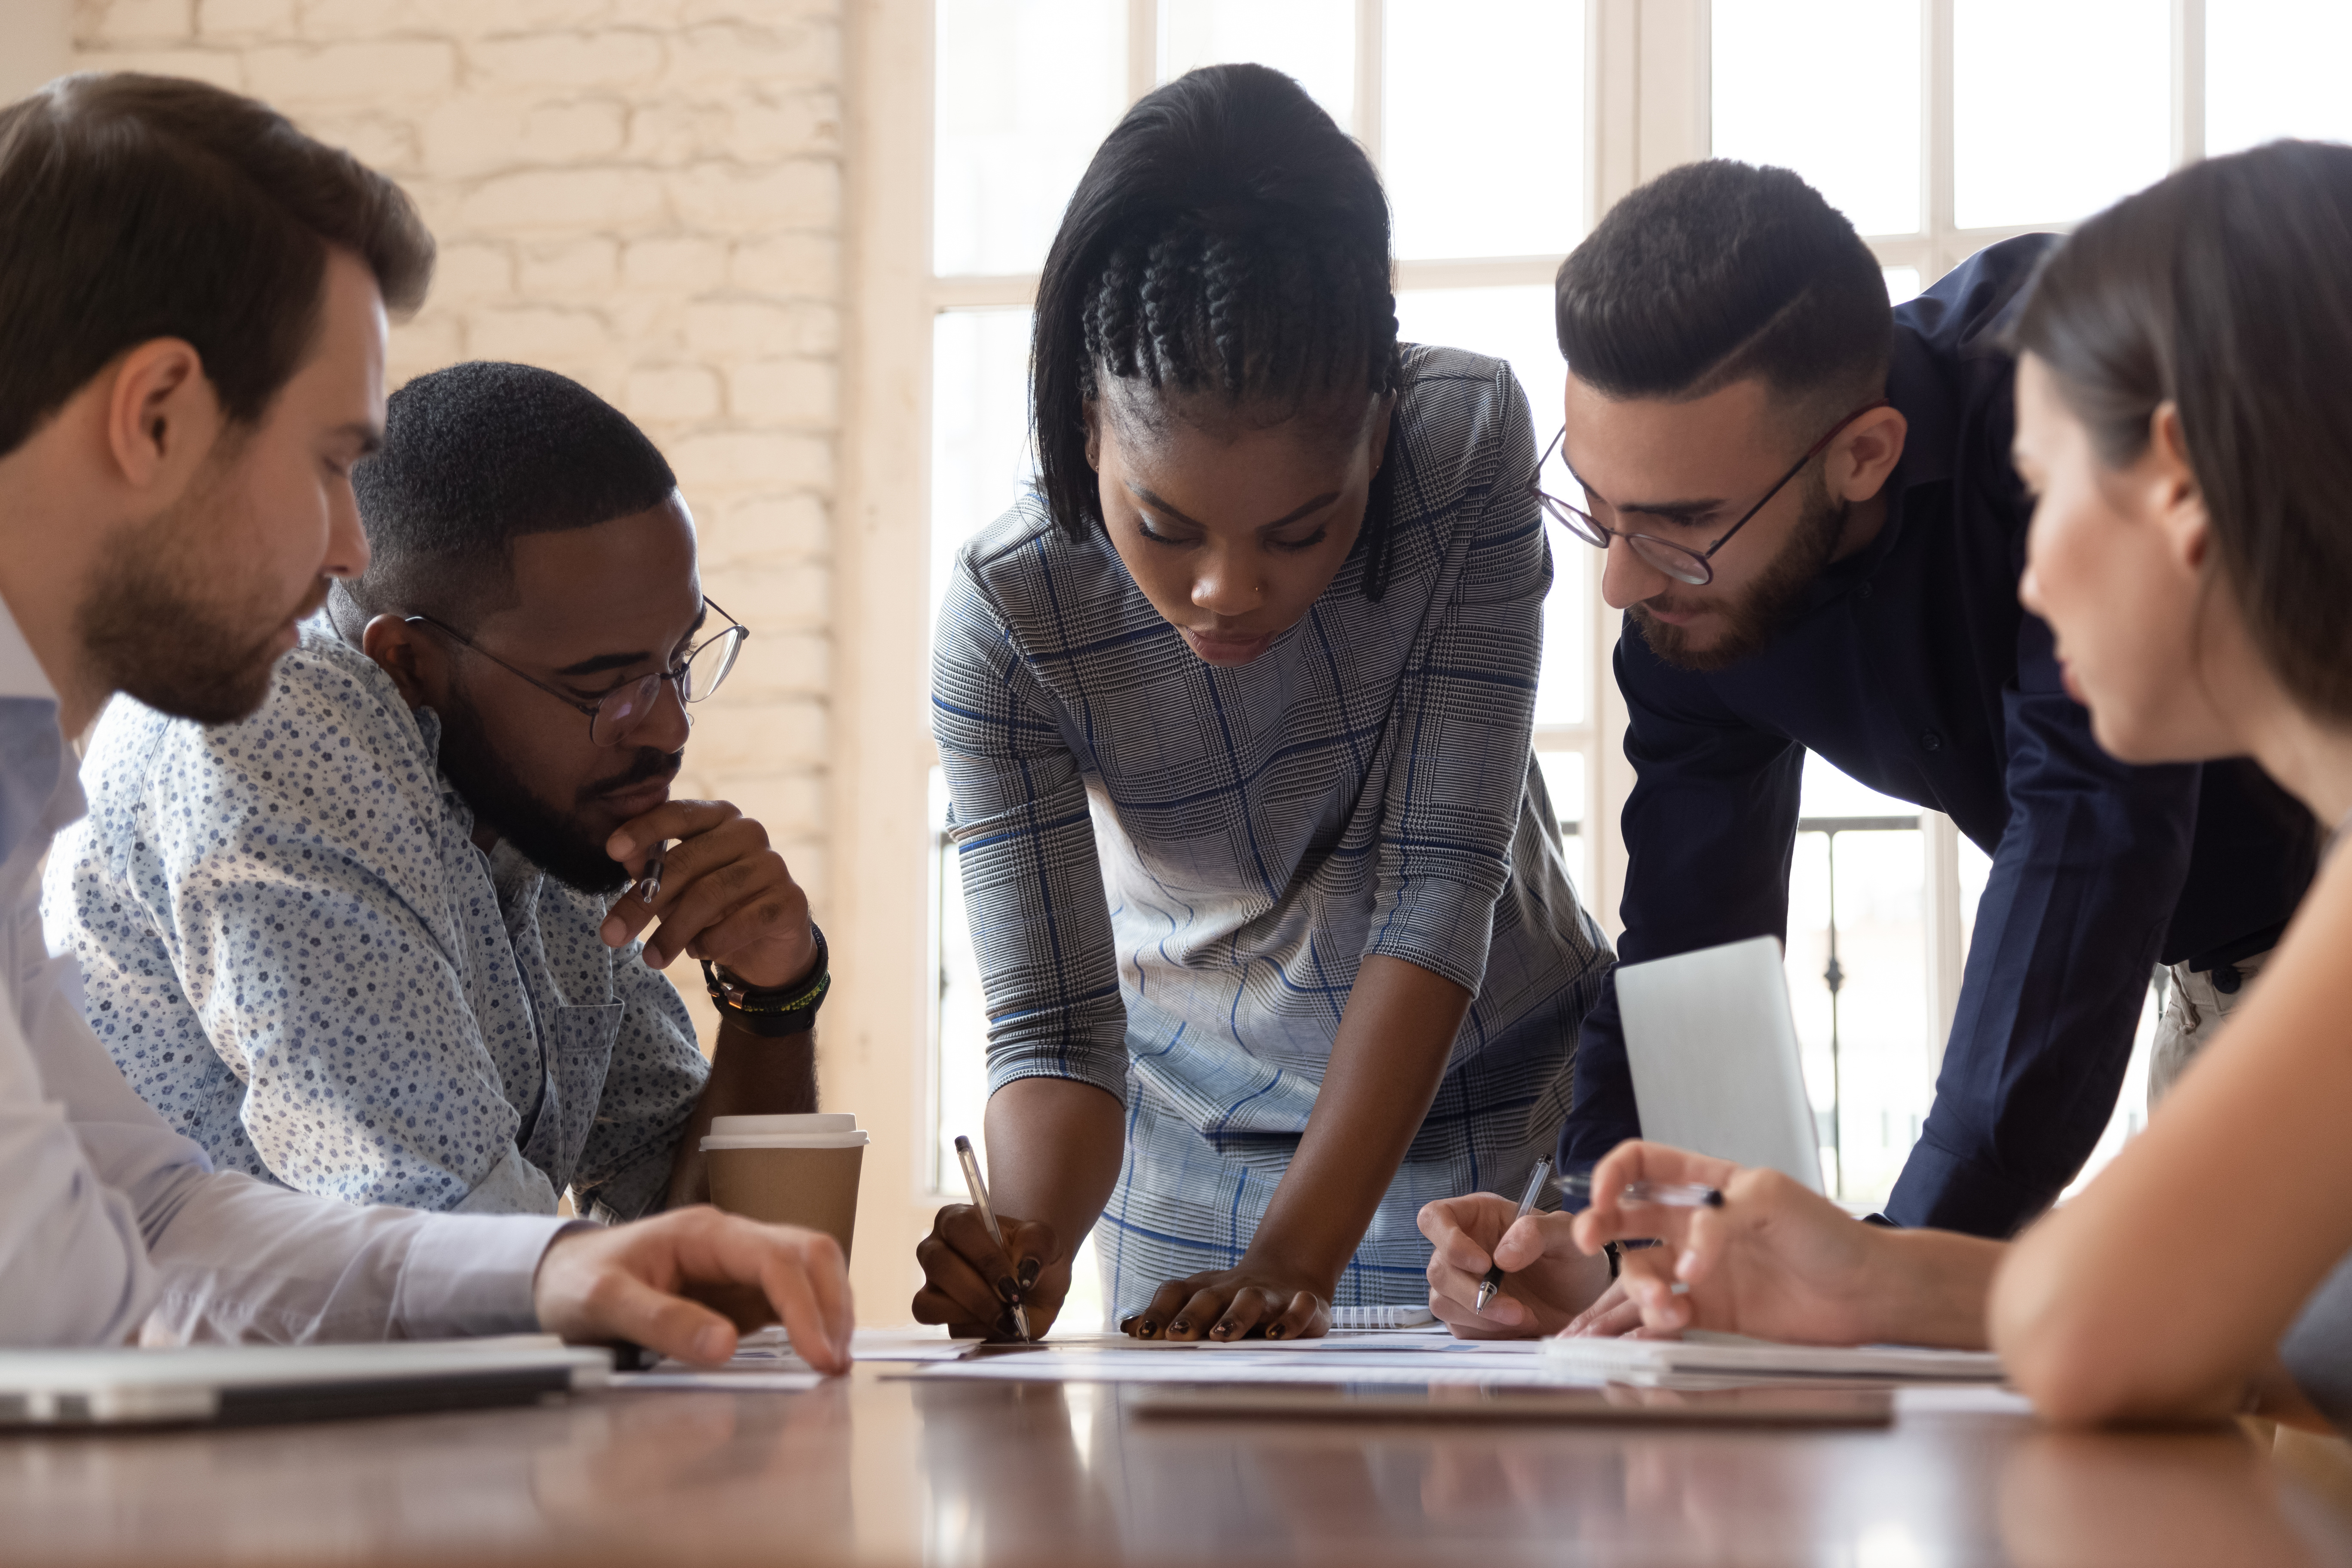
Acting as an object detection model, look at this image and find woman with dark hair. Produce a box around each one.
[1432,138,2352,1430]
[915,64,1612,1341]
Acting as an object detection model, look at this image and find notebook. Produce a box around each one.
[0,1338,612,1427]
[1540,1330,2005,1386]
[1329,1304,1436,1330]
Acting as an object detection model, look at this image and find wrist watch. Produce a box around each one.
[703,923,830,1038]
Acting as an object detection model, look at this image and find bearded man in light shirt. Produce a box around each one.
[0,70,851,1363]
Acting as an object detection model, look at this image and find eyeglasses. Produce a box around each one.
[1530,400,1892,587]
[405,599,749,747]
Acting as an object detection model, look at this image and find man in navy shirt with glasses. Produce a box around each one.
[1420,159,2312,1339]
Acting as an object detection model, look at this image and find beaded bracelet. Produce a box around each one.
[704,924,830,1038]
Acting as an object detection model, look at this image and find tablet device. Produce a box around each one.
[0,1338,611,1427]
[1613,935,1826,1193]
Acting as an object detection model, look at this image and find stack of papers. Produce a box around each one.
[1540,1330,2005,1385]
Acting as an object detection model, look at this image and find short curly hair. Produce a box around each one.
[344,361,677,625]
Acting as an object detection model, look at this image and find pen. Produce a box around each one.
[636,842,666,904]
[953,1134,1030,1342]
[1551,1173,1726,1209]
[1474,1155,1553,1315]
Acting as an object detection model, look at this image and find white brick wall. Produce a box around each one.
[73,0,843,937]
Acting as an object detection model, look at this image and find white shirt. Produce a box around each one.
[0,602,568,1346]
[45,625,705,1220]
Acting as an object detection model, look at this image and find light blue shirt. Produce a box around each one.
[43,623,707,1221]
[0,597,565,1346]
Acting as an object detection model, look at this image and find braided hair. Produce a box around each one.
[1032,64,1406,598]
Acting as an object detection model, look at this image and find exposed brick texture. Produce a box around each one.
[73,0,842,934]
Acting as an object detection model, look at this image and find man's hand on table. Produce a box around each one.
[1419,1192,1617,1338]
[534,1206,854,1372]
[600,799,818,988]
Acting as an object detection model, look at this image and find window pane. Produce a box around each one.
[1712,0,1921,238]
[934,0,1127,276]
[1393,285,1586,725]
[1160,0,1355,129]
[1953,0,2169,230]
[1790,753,1925,1205]
[2208,2,2352,154]
[1385,0,1585,260]
[1882,266,1922,306]
[931,309,1037,641]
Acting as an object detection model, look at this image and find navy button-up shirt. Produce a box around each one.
[1559,235,2316,1237]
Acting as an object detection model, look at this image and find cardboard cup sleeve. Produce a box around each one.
[701,1114,867,1264]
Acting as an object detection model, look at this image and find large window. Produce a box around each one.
[856,7,2339,1310]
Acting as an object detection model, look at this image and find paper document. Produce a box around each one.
[611,1371,827,1393]
[1035,1325,1483,1353]
[905,1347,1599,1389]
[1540,1331,2005,1385]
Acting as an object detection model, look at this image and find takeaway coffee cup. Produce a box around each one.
[701,1113,867,1263]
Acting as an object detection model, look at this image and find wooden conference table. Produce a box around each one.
[7,1362,2352,1568]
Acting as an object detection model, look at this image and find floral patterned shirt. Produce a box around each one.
[40,623,706,1221]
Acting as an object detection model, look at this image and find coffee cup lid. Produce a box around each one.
[701,1129,870,1151]
[709,1113,858,1137]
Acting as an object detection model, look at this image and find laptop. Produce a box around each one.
[1612,935,1827,1194]
[0,1337,611,1427]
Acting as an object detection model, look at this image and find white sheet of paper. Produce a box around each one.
[904,1348,1602,1388]
[1038,1328,1528,1354]
[610,1371,827,1392]
[1542,1331,2005,1385]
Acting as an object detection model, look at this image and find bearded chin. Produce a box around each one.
[1631,486,1850,675]
[74,503,317,727]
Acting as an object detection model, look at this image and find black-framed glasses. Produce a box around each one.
[1531,400,1892,587]
[405,599,749,747]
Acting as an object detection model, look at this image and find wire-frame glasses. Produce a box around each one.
[405,598,749,747]
[1530,400,1892,587]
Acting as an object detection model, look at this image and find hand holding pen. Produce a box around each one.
[954,1135,1029,1341]
[1566,1139,1903,1344]
[909,1138,1065,1341]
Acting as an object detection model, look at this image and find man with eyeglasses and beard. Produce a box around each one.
[46,358,828,1223]
[1417,159,2316,1338]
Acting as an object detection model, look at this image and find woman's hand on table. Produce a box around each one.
[912,1203,1068,1340]
[1124,1259,1333,1341]
[1568,1139,1890,1344]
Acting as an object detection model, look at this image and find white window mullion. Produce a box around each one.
[1354,0,1384,168]
[1127,0,1158,104]
[2171,0,2205,168]
[1925,0,1957,277]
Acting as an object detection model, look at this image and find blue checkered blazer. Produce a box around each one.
[933,346,1613,1314]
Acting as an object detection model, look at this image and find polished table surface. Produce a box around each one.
[7,1363,2352,1568]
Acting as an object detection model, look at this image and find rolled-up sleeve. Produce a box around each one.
[933,554,1129,1104]
[1365,380,1547,995]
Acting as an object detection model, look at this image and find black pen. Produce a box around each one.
[1474,1155,1553,1314]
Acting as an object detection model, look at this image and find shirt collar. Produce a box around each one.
[0,592,60,706]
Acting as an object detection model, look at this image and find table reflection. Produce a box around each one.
[3,1369,2350,1567]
